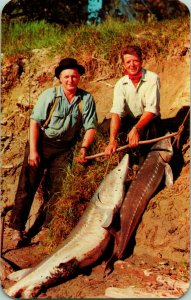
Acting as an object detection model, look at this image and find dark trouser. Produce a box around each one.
[9,134,74,231]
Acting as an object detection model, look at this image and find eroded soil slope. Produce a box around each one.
[1,38,190,298]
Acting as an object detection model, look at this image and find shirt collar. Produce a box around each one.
[122,68,147,84]
[59,85,81,105]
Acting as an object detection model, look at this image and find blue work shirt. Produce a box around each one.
[30,85,97,142]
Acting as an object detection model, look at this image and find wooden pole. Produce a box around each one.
[85,132,178,160]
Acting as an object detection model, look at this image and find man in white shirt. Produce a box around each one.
[105,45,161,156]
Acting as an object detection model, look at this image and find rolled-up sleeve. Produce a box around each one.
[145,76,160,115]
[82,94,97,131]
[30,88,55,125]
[110,80,126,117]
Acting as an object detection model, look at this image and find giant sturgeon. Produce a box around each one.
[116,136,173,259]
[5,154,129,298]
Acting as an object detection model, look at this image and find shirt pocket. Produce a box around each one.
[49,112,68,130]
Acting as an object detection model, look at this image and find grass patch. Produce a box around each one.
[2,19,63,55]
[2,16,189,59]
[44,131,126,250]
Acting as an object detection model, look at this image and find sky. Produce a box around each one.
[0,0,190,300]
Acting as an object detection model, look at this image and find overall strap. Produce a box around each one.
[42,87,83,131]
[41,86,61,130]
[76,90,83,125]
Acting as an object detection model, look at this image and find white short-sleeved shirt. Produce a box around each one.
[110,68,160,118]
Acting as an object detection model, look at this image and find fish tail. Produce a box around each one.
[103,231,120,277]
[104,252,117,277]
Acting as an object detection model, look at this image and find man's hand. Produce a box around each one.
[74,128,96,163]
[28,150,41,167]
[29,119,40,167]
[74,147,88,164]
[104,140,117,155]
[127,112,155,147]
[127,126,139,147]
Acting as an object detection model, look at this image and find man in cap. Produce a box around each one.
[9,58,97,246]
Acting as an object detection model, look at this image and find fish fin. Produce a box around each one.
[165,163,173,187]
[102,209,114,228]
[7,267,32,281]
[103,229,121,278]
[104,253,117,278]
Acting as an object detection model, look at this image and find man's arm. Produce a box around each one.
[105,113,121,155]
[127,112,155,147]
[81,128,96,148]
[75,128,96,163]
[28,119,41,167]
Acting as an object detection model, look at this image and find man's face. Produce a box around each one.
[59,69,80,93]
[123,53,142,75]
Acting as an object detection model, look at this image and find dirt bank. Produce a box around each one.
[1,35,190,298]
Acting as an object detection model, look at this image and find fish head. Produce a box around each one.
[109,153,130,186]
[151,136,173,163]
[92,154,129,214]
